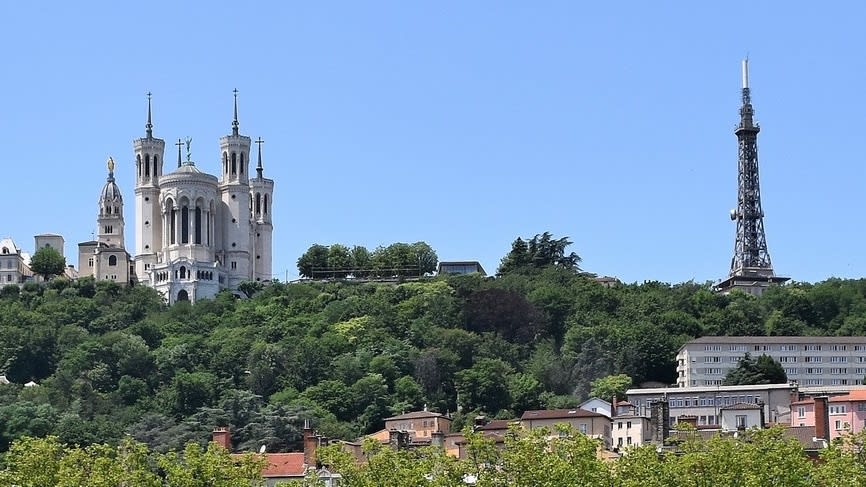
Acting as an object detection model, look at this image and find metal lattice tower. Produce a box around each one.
[717,59,788,295]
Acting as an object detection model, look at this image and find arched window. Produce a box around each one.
[194,207,202,244]
[240,153,244,174]
[137,154,141,177]
[223,152,228,174]
[177,290,189,301]
[181,206,189,244]
[145,154,150,177]
[170,206,176,245]
[231,153,237,175]
[108,255,117,266]
[180,266,187,279]
[1,247,8,254]
[255,193,261,215]
[153,155,159,175]
[264,194,269,214]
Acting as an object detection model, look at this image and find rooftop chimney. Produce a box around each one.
[814,396,830,441]
[212,427,231,451]
[303,419,317,468]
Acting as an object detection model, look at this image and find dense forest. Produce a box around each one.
[3,233,866,455]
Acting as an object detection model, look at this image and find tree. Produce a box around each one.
[590,374,633,402]
[498,232,581,275]
[297,244,330,278]
[238,281,264,298]
[723,353,787,386]
[30,246,66,281]
[455,358,512,413]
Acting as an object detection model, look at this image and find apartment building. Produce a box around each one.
[676,336,866,388]
[626,383,796,427]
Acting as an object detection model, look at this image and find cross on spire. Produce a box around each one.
[232,88,239,136]
[255,137,264,178]
[175,138,184,168]
[146,92,153,139]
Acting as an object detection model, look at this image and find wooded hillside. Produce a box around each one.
[2,234,866,453]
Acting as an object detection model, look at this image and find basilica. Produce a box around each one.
[78,92,274,303]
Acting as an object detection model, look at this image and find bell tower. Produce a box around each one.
[250,137,274,282]
[218,89,253,289]
[134,93,166,281]
[97,157,125,247]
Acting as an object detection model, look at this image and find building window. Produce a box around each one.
[108,255,117,266]
[798,407,805,418]
[626,436,632,445]
[736,415,747,429]
[231,261,237,270]
[231,153,237,174]
[88,258,94,267]
[194,207,202,244]
[5,275,10,282]
[170,208,176,244]
[264,194,268,214]
[578,423,588,434]
[617,422,622,430]
[181,206,189,244]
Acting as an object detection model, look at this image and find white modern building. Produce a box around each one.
[676,336,866,388]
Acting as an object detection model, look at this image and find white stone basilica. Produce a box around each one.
[80,92,274,303]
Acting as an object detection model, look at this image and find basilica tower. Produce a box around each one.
[133,93,166,280]
[218,90,253,289]
[250,137,274,282]
[97,158,125,247]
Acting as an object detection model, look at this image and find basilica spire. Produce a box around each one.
[145,92,153,139]
[232,88,240,136]
[255,137,264,178]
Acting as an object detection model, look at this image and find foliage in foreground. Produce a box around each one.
[316,426,866,487]
[0,436,264,487]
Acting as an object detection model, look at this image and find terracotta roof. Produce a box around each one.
[830,389,866,402]
[259,453,306,478]
[385,410,447,421]
[521,408,607,421]
[721,402,762,410]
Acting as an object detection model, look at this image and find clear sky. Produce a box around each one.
[2,2,864,284]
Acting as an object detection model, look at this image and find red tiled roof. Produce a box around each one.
[830,389,866,402]
[520,408,606,421]
[232,453,306,478]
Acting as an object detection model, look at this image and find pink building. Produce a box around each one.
[791,390,866,441]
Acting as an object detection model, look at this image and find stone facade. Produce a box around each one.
[129,94,274,303]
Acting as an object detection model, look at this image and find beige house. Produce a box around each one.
[0,237,31,287]
[520,408,612,449]
[383,410,452,439]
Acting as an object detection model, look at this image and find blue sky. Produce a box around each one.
[2,2,864,284]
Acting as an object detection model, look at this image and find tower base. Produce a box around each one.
[715,272,789,297]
